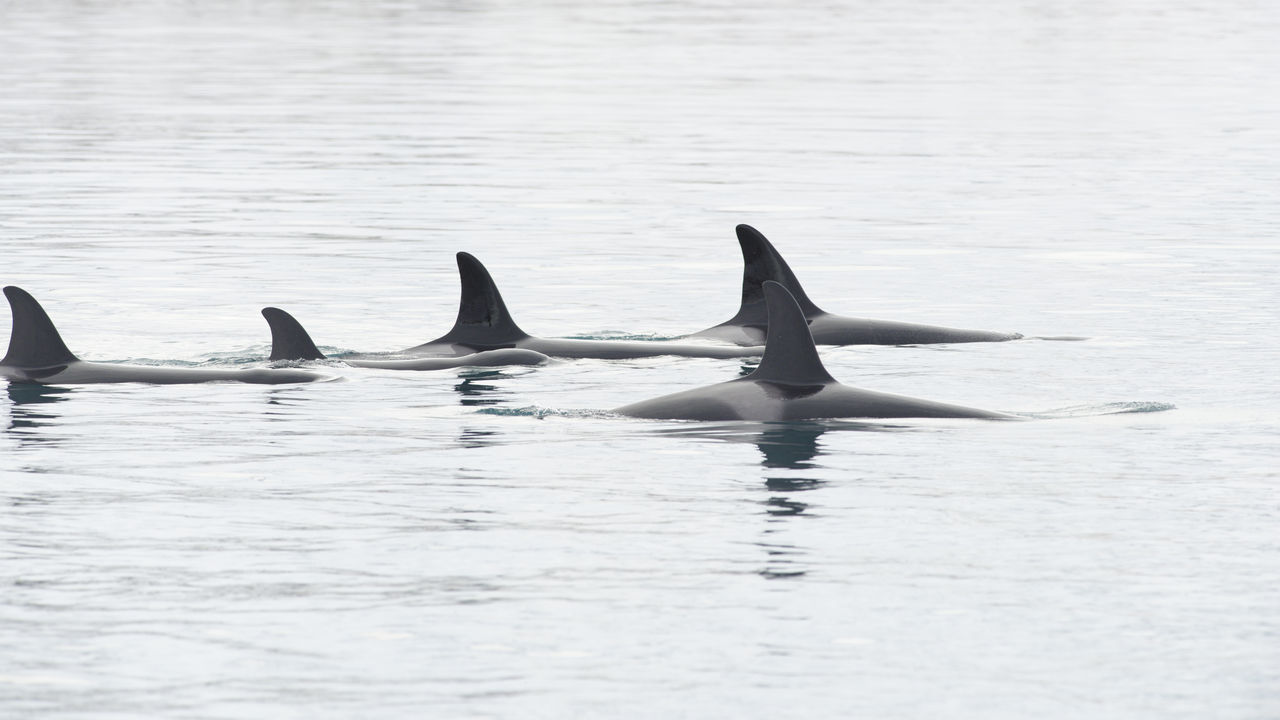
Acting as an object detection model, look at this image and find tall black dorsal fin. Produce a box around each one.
[261,307,327,361]
[436,252,530,348]
[726,224,824,327]
[747,281,834,385]
[2,286,79,368]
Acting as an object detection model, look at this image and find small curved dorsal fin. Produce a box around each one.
[436,252,529,347]
[746,281,835,385]
[261,307,327,361]
[2,286,79,368]
[726,224,824,328]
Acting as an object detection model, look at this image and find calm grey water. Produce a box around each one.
[2,1,1278,718]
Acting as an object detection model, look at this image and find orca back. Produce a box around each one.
[746,281,835,386]
[724,224,824,329]
[2,286,79,369]
[261,307,327,361]
[433,252,530,349]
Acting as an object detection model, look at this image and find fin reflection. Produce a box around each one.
[453,369,516,407]
[6,383,72,447]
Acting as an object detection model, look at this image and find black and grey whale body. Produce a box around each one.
[616,282,1014,421]
[261,307,549,369]
[1,286,326,385]
[687,224,1022,346]
[400,252,765,361]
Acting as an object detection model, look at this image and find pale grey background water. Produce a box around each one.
[2,1,1278,718]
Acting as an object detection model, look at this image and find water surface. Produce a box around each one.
[2,1,1278,718]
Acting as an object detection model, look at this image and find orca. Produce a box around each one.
[261,307,549,369]
[688,224,1023,346]
[401,252,765,360]
[616,282,1015,421]
[1,286,325,386]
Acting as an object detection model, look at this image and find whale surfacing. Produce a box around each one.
[616,282,1014,421]
[261,306,549,369]
[401,253,764,360]
[1,286,325,386]
[688,224,1022,346]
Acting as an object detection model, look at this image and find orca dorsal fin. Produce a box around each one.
[2,286,79,368]
[747,281,835,385]
[261,307,327,361]
[436,252,530,348]
[726,224,824,328]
